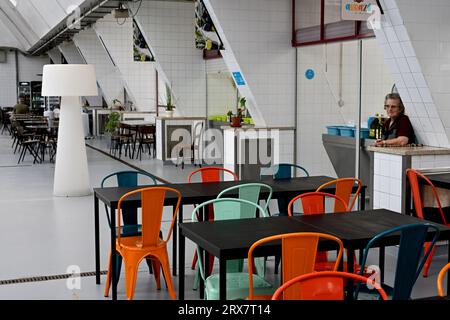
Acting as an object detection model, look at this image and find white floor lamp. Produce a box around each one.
[42,64,98,197]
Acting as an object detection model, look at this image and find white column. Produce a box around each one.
[54,96,91,197]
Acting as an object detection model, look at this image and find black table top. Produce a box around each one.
[179,209,450,259]
[94,176,362,208]
[294,210,450,248]
[426,173,450,189]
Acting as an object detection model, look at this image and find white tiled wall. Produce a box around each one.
[373,152,403,212]
[205,0,295,127]
[297,39,394,176]
[134,1,207,117]
[374,0,450,147]
[72,29,125,108]
[411,154,450,169]
[0,50,17,107]
[58,41,103,106]
[94,15,157,112]
[207,72,237,117]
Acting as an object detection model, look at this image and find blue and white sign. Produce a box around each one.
[305,69,315,80]
[232,72,246,86]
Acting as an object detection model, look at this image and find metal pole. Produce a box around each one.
[356,40,363,209]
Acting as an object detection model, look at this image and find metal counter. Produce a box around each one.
[322,134,375,206]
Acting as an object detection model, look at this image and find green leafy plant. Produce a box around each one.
[239,97,246,109]
[165,84,175,111]
[104,112,121,133]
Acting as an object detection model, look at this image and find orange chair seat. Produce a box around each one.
[116,236,165,251]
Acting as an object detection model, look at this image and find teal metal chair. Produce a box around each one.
[271,163,310,180]
[192,183,273,290]
[355,223,440,300]
[217,183,273,216]
[192,198,274,300]
[101,170,160,289]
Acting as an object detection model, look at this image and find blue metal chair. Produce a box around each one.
[272,163,310,180]
[356,223,440,300]
[101,170,159,291]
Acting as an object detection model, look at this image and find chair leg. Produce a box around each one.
[158,252,177,300]
[422,242,436,277]
[104,252,112,297]
[151,259,161,290]
[193,263,200,290]
[123,253,141,300]
[274,255,281,274]
[191,251,198,270]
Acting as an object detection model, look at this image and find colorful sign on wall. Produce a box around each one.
[341,0,378,21]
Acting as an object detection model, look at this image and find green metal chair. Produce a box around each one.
[192,198,274,300]
[217,183,273,218]
[192,183,273,290]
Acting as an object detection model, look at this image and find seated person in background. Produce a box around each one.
[375,93,415,147]
[13,98,29,115]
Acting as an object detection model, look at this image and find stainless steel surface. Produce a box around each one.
[322,134,374,201]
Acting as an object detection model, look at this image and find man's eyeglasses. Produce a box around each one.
[384,105,400,109]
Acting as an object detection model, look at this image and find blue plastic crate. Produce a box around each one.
[339,126,355,137]
[326,126,340,136]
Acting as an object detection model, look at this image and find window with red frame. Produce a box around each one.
[293,0,379,47]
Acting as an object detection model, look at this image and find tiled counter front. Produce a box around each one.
[373,152,404,212]
[369,146,450,214]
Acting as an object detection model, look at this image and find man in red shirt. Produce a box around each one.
[375,93,415,147]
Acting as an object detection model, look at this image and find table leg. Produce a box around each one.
[219,257,227,300]
[173,204,181,276]
[111,205,117,301]
[179,229,185,300]
[360,188,366,210]
[199,247,205,299]
[379,246,385,284]
[94,195,100,284]
[347,248,355,300]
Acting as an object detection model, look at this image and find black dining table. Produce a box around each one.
[93,175,366,300]
[179,209,450,300]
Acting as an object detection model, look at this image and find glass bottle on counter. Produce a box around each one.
[369,113,380,139]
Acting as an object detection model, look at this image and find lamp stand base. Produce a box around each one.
[53,96,92,197]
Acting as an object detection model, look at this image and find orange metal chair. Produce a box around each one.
[406,168,450,277]
[104,187,181,300]
[437,263,450,297]
[247,232,344,300]
[188,167,238,274]
[288,192,362,274]
[271,271,388,300]
[316,177,362,211]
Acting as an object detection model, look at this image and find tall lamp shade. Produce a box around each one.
[42,64,98,197]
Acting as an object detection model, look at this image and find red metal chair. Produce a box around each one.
[271,271,388,300]
[406,168,450,277]
[188,167,238,274]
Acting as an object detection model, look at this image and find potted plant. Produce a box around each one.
[112,99,123,111]
[104,111,121,146]
[165,84,176,117]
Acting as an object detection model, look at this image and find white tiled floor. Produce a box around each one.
[0,133,447,299]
